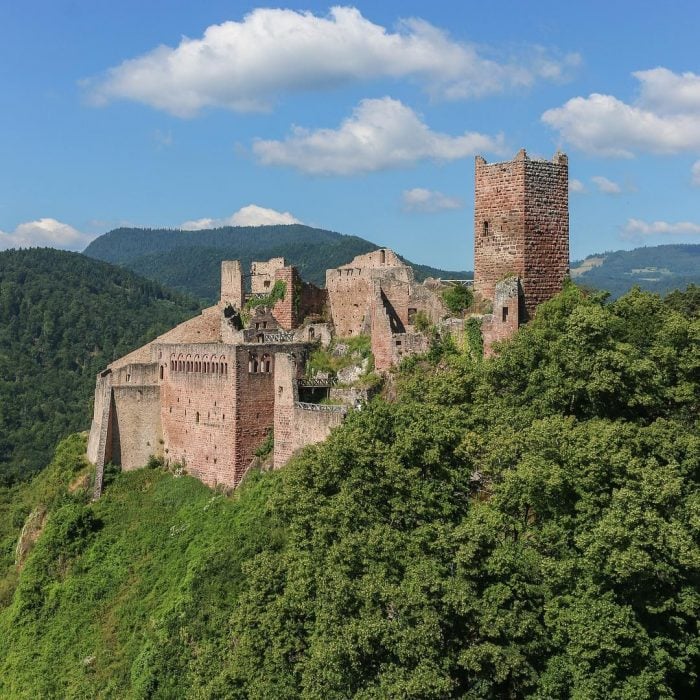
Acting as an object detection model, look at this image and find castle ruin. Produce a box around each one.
[87,149,569,493]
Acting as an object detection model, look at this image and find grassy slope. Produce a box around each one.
[0,434,282,699]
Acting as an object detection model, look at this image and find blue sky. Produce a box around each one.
[1,0,699,269]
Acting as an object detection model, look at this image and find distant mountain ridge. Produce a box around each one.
[571,244,700,298]
[83,225,470,301]
[84,227,699,302]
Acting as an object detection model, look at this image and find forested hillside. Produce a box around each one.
[1,283,697,698]
[83,226,470,300]
[0,249,199,484]
[571,244,700,298]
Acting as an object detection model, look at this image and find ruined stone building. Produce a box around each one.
[87,252,447,495]
[87,148,569,493]
[474,149,569,354]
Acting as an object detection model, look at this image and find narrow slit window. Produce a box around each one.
[502,306,508,322]
[483,221,489,236]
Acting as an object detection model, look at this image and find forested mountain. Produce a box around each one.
[83,225,470,301]
[0,249,200,484]
[571,243,700,298]
[1,283,697,698]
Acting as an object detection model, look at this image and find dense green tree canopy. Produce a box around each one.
[84,226,470,300]
[0,284,697,698]
[0,248,199,484]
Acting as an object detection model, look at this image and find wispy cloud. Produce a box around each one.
[402,188,463,212]
[692,160,700,187]
[621,217,700,240]
[85,7,579,116]
[569,178,586,193]
[591,175,622,194]
[253,97,505,175]
[0,218,94,251]
[180,204,301,230]
[543,67,700,157]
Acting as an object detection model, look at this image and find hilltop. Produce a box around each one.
[0,284,697,697]
[83,225,470,301]
[0,249,200,484]
[571,244,700,298]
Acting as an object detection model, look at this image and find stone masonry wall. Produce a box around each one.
[273,353,345,469]
[160,343,237,487]
[326,267,373,337]
[473,150,568,320]
[272,266,296,330]
[473,153,526,303]
[523,154,569,317]
[221,260,245,309]
[111,385,162,471]
[481,277,521,357]
[251,258,286,294]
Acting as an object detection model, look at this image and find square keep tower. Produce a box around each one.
[473,149,569,320]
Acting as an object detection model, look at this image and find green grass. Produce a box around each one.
[0,439,283,699]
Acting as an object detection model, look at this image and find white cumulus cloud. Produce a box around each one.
[692,160,700,187]
[568,178,586,193]
[402,188,463,212]
[591,175,622,194]
[253,97,505,175]
[181,204,301,230]
[621,218,700,240]
[542,67,700,157]
[0,218,94,251]
[86,6,579,116]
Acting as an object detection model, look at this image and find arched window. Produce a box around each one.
[195,411,200,424]
[262,354,272,373]
[249,354,258,373]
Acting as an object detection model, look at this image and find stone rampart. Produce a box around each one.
[273,353,345,469]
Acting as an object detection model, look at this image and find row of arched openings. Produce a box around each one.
[169,354,228,375]
[249,353,272,374]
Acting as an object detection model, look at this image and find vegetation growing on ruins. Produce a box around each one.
[441,283,474,315]
[244,280,287,311]
[0,249,200,485]
[0,284,697,698]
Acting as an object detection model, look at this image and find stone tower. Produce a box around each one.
[473,149,569,320]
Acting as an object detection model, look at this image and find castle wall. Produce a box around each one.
[111,385,162,471]
[273,353,345,469]
[251,258,286,293]
[522,154,569,317]
[481,277,521,357]
[327,268,373,336]
[299,282,328,321]
[272,266,296,329]
[221,260,244,309]
[160,343,237,487]
[473,153,526,303]
[87,371,112,464]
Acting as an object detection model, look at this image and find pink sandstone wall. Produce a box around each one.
[481,277,521,357]
[273,353,345,469]
[160,343,237,487]
[473,150,569,320]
